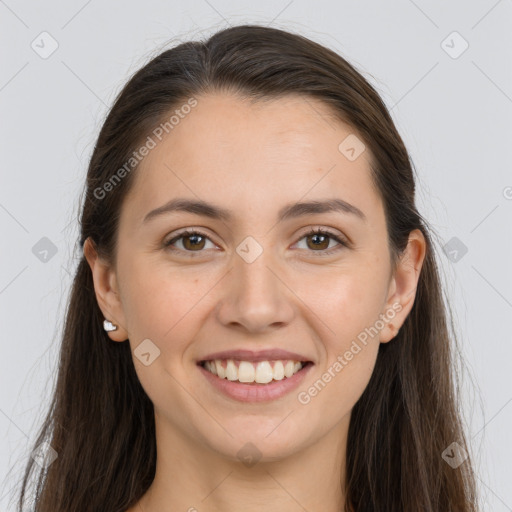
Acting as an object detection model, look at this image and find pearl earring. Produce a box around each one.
[103,319,118,332]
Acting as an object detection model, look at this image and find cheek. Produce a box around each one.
[296,325,380,429]
[119,258,202,337]
[305,309,380,413]
[316,346,379,414]
[301,266,387,337]
[121,269,198,396]
[120,266,216,394]
[298,268,385,400]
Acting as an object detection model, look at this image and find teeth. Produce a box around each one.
[239,361,256,382]
[254,361,273,384]
[208,361,217,375]
[203,359,305,384]
[226,360,238,381]
[215,360,225,378]
[285,361,295,378]
[273,361,285,380]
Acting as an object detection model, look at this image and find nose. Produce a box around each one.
[215,246,295,334]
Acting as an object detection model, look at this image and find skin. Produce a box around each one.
[84,92,426,512]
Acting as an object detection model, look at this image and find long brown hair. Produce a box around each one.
[16,24,480,511]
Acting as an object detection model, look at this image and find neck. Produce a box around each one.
[137,411,350,512]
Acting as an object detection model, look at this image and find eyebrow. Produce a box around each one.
[142,197,367,225]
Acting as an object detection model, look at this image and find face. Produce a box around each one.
[85,92,424,463]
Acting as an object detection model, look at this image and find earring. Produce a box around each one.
[103,319,118,332]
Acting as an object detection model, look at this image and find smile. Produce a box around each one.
[197,359,314,402]
[201,359,306,384]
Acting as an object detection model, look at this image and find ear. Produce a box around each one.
[83,237,129,342]
[379,229,427,343]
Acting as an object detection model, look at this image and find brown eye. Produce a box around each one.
[181,233,206,251]
[164,230,214,253]
[305,232,330,250]
[295,228,348,255]
[164,227,348,257]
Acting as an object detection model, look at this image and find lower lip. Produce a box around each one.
[197,362,314,403]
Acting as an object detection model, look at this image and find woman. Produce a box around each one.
[18,24,479,511]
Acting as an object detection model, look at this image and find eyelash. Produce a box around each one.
[163,227,348,257]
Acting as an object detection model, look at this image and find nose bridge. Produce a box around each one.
[236,240,277,295]
[234,237,281,308]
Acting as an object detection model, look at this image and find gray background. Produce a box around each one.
[1,1,511,510]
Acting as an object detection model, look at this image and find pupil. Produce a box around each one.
[310,234,328,250]
[185,234,204,250]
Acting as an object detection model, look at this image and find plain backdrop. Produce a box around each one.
[1,1,511,510]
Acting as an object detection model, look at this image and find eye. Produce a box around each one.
[164,227,348,256]
[164,229,216,254]
[293,227,348,256]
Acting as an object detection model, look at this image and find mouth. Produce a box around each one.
[197,358,314,402]
[195,348,315,402]
[197,359,314,385]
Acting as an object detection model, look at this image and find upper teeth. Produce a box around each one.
[203,359,304,384]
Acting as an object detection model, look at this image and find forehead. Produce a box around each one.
[120,92,383,230]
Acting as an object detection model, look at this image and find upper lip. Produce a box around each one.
[198,349,313,363]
